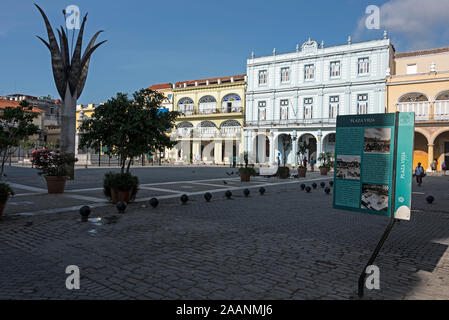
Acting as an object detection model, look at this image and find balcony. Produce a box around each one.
[245,118,337,127]
[397,102,430,121]
[434,101,449,121]
[178,107,243,116]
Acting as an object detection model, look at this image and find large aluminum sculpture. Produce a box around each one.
[35,4,106,178]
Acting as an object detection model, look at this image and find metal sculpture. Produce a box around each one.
[35,4,106,179]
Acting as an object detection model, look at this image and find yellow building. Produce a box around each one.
[148,83,174,111]
[169,75,246,164]
[387,47,449,171]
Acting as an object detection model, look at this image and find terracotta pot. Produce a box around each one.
[320,167,329,176]
[44,176,67,194]
[297,167,307,178]
[240,172,250,182]
[111,188,131,204]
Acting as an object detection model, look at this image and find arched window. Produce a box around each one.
[220,120,241,137]
[176,121,193,137]
[435,91,449,101]
[198,96,217,114]
[397,92,430,121]
[221,94,242,113]
[198,121,217,138]
[178,97,194,115]
[398,92,428,103]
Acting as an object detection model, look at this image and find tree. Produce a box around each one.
[0,101,40,178]
[280,134,292,167]
[296,142,310,166]
[79,89,180,174]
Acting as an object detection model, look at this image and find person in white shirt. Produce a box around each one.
[415,162,425,186]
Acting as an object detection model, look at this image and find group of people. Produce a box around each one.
[415,159,447,187]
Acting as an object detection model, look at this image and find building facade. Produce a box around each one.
[245,36,394,166]
[148,83,174,111]
[169,75,246,164]
[387,47,449,171]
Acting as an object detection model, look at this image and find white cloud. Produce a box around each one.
[355,0,449,50]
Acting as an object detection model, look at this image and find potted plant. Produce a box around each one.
[277,134,292,179]
[296,142,309,178]
[103,172,139,204]
[0,183,14,217]
[238,152,257,182]
[79,89,180,203]
[33,149,77,193]
[318,152,333,176]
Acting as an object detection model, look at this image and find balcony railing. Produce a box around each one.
[179,107,243,116]
[397,102,430,121]
[434,101,449,121]
[245,118,337,127]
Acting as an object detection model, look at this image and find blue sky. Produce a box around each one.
[0,0,448,104]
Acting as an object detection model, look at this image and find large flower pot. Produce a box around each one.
[278,167,290,179]
[240,172,251,182]
[319,167,329,176]
[297,167,307,178]
[111,188,132,204]
[44,176,67,194]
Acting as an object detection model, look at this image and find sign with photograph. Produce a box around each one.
[333,112,415,220]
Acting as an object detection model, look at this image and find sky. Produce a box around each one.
[0,0,448,105]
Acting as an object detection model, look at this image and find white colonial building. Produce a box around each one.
[244,34,394,166]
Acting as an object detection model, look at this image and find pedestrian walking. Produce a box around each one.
[276,156,280,167]
[31,147,38,168]
[310,158,315,172]
[415,162,425,186]
[431,159,437,172]
[302,158,308,168]
[442,161,447,175]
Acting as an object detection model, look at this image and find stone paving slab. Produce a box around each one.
[1,175,449,299]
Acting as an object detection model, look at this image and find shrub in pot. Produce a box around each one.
[277,166,290,179]
[297,165,307,178]
[32,149,77,194]
[103,172,139,204]
[238,152,257,182]
[0,183,14,217]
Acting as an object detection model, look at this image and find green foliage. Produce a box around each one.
[19,139,36,150]
[296,142,310,164]
[0,183,14,204]
[238,166,257,176]
[103,172,139,200]
[318,152,334,169]
[0,101,40,178]
[280,134,292,167]
[79,89,180,174]
[32,149,77,177]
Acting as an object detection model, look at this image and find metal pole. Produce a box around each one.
[98,146,101,167]
[358,111,400,298]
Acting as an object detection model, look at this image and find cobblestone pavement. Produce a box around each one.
[1,172,449,300]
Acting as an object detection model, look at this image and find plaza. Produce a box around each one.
[1,166,449,299]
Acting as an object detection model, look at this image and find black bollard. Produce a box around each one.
[329,181,334,187]
[181,194,189,204]
[324,187,331,195]
[79,206,91,222]
[312,183,317,189]
[305,186,311,193]
[149,198,159,208]
[300,184,306,190]
[320,182,326,188]
[225,190,232,199]
[204,192,212,202]
[116,201,127,214]
[243,189,250,197]
[259,187,266,195]
[426,195,434,204]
